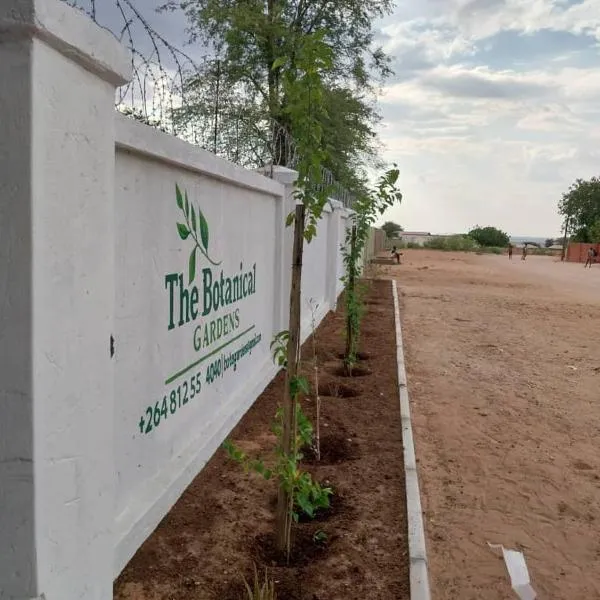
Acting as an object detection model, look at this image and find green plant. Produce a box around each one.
[270,330,290,368]
[223,399,331,524]
[161,0,393,192]
[559,177,600,242]
[468,226,509,248]
[342,168,402,371]
[313,530,328,544]
[242,564,277,600]
[381,220,403,238]
[423,235,475,251]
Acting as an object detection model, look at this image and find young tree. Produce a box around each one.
[160,0,393,182]
[559,177,600,243]
[343,168,402,371]
[381,220,403,238]
[468,226,510,247]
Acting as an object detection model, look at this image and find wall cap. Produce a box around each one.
[0,0,131,86]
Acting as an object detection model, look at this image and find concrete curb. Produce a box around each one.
[392,280,432,600]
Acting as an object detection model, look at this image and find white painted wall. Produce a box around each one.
[113,117,286,572]
[0,1,130,599]
[0,2,351,597]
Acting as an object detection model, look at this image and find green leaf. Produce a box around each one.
[184,190,190,218]
[175,184,183,209]
[285,212,295,227]
[198,209,209,249]
[189,247,196,284]
[177,223,190,240]
[290,375,310,398]
[295,492,314,517]
[272,56,288,70]
[191,204,197,233]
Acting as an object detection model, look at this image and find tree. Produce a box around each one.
[161,0,393,185]
[381,220,403,238]
[468,226,510,247]
[343,168,402,371]
[589,220,600,243]
[544,238,554,248]
[558,177,600,242]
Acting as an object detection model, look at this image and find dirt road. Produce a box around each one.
[381,251,600,599]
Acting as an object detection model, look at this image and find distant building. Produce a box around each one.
[396,231,434,246]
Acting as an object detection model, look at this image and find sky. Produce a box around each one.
[77,0,600,238]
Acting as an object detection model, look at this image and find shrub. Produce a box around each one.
[424,235,476,251]
[475,246,503,255]
[468,226,509,247]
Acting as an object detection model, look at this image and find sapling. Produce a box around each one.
[342,167,403,372]
[307,297,321,461]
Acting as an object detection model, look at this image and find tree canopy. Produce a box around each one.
[468,226,510,248]
[558,177,600,242]
[381,221,403,237]
[161,0,393,190]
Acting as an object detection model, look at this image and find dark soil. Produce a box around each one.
[113,279,409,600]
[302,433,361,465]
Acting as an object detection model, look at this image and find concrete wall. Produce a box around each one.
[566,242,600,263]
[0,2,351,598]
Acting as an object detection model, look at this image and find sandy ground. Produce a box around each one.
[380,251,600,599]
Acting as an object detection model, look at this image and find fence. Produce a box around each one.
[60,0,356,208]
[0,2,353,598]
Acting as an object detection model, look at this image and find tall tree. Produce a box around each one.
[381,220,403,237]
[558,177,600,242]
[161,0,392,184]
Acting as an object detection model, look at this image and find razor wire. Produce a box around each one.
[60,0,354,207]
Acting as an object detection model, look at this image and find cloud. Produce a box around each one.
[67,0,600,238]
[420,66,556,98]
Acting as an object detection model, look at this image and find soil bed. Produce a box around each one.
[114,279,409,600]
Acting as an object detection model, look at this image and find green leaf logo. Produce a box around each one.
[177,223,190,240]
[174,183,221,283]
[198,209,209,249]
[176,184,184,210]
[188,247,196,285]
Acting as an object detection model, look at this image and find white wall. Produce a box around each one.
[111,118,350,573]
[113,117,284,571]
[0,2,350,597]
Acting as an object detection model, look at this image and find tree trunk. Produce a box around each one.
[561,215,570,262]
[275,203,305,558]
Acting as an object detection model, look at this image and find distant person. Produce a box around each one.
[521,245,527,261]
[508,243,513,260]
[584,246,596,268]
[391,246,402,264]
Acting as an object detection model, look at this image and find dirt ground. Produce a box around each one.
[379,251,600,599]
[114,280,409,600]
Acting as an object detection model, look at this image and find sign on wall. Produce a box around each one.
[137,184,263,436]
[114,156,279,540]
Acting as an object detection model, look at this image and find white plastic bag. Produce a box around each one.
[488,542,537,600]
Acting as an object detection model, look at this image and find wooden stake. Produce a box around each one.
[345,225,357,366]
[275,203,305,558]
